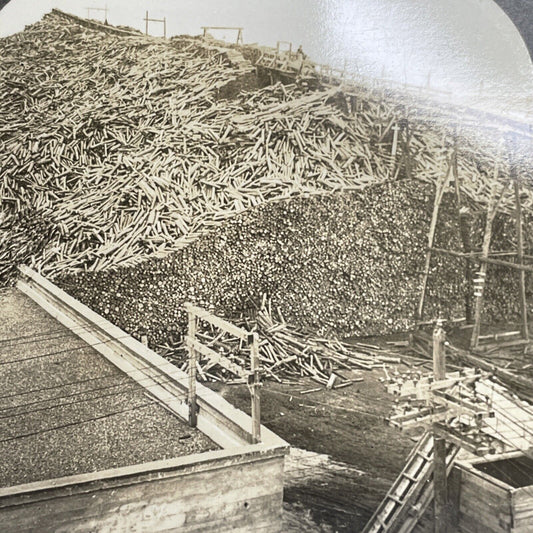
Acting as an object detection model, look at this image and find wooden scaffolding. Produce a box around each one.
[416,131,532,352]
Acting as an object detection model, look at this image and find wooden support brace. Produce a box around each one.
[184,303,261,443]
[186,336,246,378]
[513,177,529,341]
[432,424,492,456]
[184,303,250,341]
[429,248,533,272]
[417,158,453,322]
[432,390,493,418]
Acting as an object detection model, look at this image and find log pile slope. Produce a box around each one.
[2,10,532,287]
[58,181,526,344]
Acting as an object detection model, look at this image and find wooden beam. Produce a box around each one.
[471,180,509,349]
[187,310,198,428]
[433,322,446,381]
[186,336,246,378]
[452,136,474,323]
[184,303,250,342]
[432,424,492,456]
[514,178,529,340]
[432,322,448,533]
[402,118,412,180]
[249,333,261,443]
[429,247,533,272]
[432,390,492,418]
[201,26,244,30]
[417,158,453,322]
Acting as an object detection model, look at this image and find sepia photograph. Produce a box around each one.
[1,1,533,531]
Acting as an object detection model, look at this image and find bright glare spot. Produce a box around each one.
[1,0,531,120]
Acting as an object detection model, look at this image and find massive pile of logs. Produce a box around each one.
[58,180,524,344]
[1,10,532,287]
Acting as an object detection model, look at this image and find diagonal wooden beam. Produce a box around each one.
[416,154,453,322]
[513,173,529,340]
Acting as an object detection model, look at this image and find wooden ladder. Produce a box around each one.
[362,431,459,533]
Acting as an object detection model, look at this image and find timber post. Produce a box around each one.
[509,133,529,341]
[248,332,262,443]
[187,309,198,427]
[433,319,448,533]
[452,132,474,323]
[184,303,262,443]
[144,11,166,37]
[417,156,453,323]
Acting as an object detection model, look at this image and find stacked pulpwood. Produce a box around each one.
[57,180,524,345]
[1,10,532,287]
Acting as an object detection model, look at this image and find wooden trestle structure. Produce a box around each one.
[416,130,532,353]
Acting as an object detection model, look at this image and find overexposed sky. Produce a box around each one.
[1,0,532,116]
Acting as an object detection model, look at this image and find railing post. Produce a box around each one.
[187,310,198,427]
[249,332,261,443]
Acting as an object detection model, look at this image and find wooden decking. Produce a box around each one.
[0,269,288,532]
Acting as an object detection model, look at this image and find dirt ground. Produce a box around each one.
[210,366,423,532]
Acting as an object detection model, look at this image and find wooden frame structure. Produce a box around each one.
[6,267,288,532]
[86,6,108,23]
[144,11,166,38]
[365,323,501,533]
[369,315,533,533]
[416,133,531,351]
[185,303,262,443]
[201,26,244,45]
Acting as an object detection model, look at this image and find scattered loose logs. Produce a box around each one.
[158,297,401,385]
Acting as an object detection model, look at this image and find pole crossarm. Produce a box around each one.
[202,26,244,45]
[144,11,166,38]
[201,26,244,31]
[86,6,108,21]
[432,422,494,456]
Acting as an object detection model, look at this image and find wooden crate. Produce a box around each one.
[455,452,533,533]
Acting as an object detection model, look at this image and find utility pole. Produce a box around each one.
[433,320,448,533]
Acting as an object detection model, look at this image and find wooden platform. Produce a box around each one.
[0,288,217,488]
[0,267,288,532]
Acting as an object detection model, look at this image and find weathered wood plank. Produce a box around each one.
[1,455,285,533]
